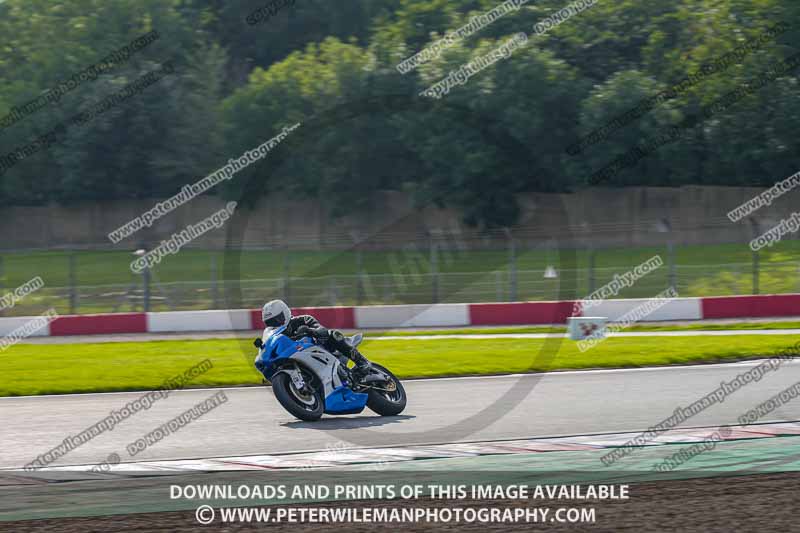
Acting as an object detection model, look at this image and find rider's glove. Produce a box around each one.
[253,338,263,349]
[312,327,330,342]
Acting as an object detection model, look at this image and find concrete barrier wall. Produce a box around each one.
[470,301,575,325]
[355,304,470,329]
[1,293,798,337]
[701,294,800,319]
[147,310,252,333]
[587,298,702,322]
[50,313,147,336]
[248,307,356,330]
[0,316,52,337]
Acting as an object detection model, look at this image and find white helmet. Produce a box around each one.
[261,299,291,328]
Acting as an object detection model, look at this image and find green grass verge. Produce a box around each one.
[3,334,798,397]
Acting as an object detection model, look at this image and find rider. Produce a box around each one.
[256,299,371,376]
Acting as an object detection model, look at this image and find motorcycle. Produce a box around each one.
[254,325,407,421]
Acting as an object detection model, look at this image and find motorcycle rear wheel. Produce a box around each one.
[272,372,325,421]
[365,364,407,416]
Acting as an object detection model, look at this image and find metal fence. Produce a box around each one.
[0,240,797,316]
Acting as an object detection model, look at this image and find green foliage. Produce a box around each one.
[0,0,797,228]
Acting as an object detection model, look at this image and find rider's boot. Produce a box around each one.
[350,348,371,380]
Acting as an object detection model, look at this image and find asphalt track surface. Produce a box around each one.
[3,358,800,470]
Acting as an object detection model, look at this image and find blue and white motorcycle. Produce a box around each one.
[254,326,407,421]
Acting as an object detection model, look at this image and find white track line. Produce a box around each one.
[370,329,800,340]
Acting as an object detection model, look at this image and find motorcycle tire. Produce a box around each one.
[365,364,407,416]
[272,372,325,421]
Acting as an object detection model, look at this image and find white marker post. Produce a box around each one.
[568,316,608,341]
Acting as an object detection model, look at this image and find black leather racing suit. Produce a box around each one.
[283,315,367,366]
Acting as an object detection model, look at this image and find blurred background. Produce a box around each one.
[0,0,798,315]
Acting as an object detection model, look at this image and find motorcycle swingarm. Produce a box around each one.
[360,371,390,384]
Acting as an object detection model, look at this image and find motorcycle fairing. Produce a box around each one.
[256,325,369,414]
[324,385,368,415]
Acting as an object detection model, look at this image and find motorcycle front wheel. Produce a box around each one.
[272,371,325,421]
[365,363,407,416]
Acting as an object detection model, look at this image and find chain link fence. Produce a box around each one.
[0,237,797,316]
